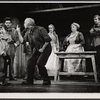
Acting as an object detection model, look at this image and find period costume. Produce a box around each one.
[6,27,20,79]
[0,32,12,85]
[90,23,100,73]
[22,29,41,80]
[63,32,85,72]
[0,33,12,55]
[45,32,60,76]
[22,26,51,84]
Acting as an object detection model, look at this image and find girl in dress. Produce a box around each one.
[45,24,60,76]
[63,22,86,73]
[0,23,12,85]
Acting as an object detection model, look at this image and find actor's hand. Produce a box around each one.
[14,43,18,47]
[26,42,29,46]
[39,48,44,53]
[2,51,6,56]
[16,25,21,33]
[90,28,94,33]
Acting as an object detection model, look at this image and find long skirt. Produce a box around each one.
[45,44,60,76]
[64,44,86,72]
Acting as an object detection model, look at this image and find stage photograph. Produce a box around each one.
[0,2,100,93]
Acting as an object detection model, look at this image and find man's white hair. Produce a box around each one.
[25,18,35,26]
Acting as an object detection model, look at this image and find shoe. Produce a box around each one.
[9,77,17,81]
[1,81,10,86]
[21,81,33,85]
[34,76,42,80]
[23,77,27,80]
[42,80,51,85]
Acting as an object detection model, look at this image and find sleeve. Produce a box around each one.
[56,35,59,51]
[13,30,18,42]
[63,36,69,50]
[23,32,28,43]
[90,26,100,36]
[0,34,3,40]
[0,42,4,55]
[22,28,27,37]
[23,32,28,53]
[79,32,85,45]
[40,27,51,42]
[13,29,20,46]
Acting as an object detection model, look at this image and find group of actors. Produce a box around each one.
[0,14,100,86]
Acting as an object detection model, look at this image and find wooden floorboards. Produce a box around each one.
[0,77,100,93]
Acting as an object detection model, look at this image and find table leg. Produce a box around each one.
[54,74,57,81]
[58,75,60,81]
[91,55,98,83]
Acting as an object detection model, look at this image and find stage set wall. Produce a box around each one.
[1,4,100,77]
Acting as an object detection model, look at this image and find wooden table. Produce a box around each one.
[55,51,98,83]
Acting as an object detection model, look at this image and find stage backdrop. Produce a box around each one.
[14,44,26,78]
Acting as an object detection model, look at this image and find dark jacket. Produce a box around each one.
[63,32,85,50]
[23,26,51,55]
[90,24,100,47]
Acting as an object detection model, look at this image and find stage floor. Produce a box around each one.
[0,76,100,93]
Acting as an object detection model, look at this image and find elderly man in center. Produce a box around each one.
[18,18,52,85]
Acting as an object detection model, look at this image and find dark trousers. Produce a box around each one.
[95,45,100,73]
[2,55,11,81]
[9,56,13,78]
[27,44,51,84]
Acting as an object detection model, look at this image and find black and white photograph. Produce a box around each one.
[0,1,100,97]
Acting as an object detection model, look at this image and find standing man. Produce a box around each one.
[4,17,20,80]
[22,29,41,80]
[18,18,51,85]
[90,15,100,75]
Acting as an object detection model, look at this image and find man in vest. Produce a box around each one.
[18,18,51,85]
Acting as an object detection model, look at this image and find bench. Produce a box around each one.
[55,51,98,83]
